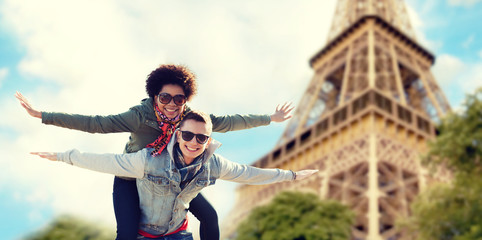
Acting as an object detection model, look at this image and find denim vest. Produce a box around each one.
[136,138,221,236]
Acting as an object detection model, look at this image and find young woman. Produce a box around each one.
[16,64,293,240]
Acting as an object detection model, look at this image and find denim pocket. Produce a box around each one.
[195,178,216,187]
[145,174,171,196]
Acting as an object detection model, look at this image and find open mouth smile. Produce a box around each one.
[164,108,178,113]
[185,145,199,152]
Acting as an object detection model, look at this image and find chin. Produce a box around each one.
[184,152,199,158]
[181,149,201,160]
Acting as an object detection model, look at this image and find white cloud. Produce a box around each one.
[0,67,8,87]
[432,53,482,108]
[448,0,482,7]
[433,54,466,86]
[463,63,482,91]
[479,50,482,59]
[462,34,475,48]
[0,0,337,237]
[405,2,443,52]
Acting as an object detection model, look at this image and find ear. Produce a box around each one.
[205,137,212,148]
[154,95,160,107]
[176,131,181,142]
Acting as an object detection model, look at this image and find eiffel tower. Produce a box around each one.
[222,0,451,239]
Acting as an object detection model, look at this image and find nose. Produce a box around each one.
[188,137,198,144]
[166,98,176,105]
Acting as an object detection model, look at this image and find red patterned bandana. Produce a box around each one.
[146,103,184,156]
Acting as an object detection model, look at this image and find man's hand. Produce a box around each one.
[270,102,294,123]
[15,91,42,119]
[294,169,318,180]
[31,152,58,161]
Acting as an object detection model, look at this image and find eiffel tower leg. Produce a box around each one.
[368,131,382,240]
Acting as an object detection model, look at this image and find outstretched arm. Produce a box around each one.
[16,91,42,119]
[30,149,147,178]
[16,91,143,133]
[215,155,317,185]
[209,102,295,133]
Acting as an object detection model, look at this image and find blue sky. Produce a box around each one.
[0,0,481,239]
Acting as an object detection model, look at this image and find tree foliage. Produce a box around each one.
[235,191,355,240]
[398,88,482,240]
[423,88,482,176]
[22,215,115,240]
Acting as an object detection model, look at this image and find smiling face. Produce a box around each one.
[154,84,186,119]
[176,119,212,165]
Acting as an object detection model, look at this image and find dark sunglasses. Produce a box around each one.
[180,131,210,144]
[157,93,187,106]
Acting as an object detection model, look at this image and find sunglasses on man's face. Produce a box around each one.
[157,93,187,106]
[180,131,210,144]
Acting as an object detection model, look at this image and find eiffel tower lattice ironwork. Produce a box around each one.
[222,0,451,239]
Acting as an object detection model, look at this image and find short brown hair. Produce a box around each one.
[145,64,197,101]
[179,110,213,132]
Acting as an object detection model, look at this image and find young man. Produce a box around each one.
[32,110,317,239]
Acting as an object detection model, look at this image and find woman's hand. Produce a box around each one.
[30,152,58,161]
[270,102,294,123]
[15,91,42,119]
[294,169,318,180]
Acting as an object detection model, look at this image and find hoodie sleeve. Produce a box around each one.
[213,154,294,184]
[42,107,143,134]
[209,114,271,133]
[57,149,148,178]
[183,106,271,133]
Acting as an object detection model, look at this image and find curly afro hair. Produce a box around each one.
[145,64,197,101]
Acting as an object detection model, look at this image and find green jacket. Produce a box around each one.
[42,98,271,153]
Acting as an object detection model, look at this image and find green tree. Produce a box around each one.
[398,88,482,240]
[423,88,482,176]
[22,215,115,240]
[235,191,355,240]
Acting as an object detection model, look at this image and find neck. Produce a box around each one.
[184,157,194,165]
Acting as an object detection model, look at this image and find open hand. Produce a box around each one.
[15,91,42,119]
[270,102,294,123]
[30,152,58,161]
[294,169,318,180]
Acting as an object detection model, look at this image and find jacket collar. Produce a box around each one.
[141,97,154,110]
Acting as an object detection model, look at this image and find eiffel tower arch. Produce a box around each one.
[222,1,451,239]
